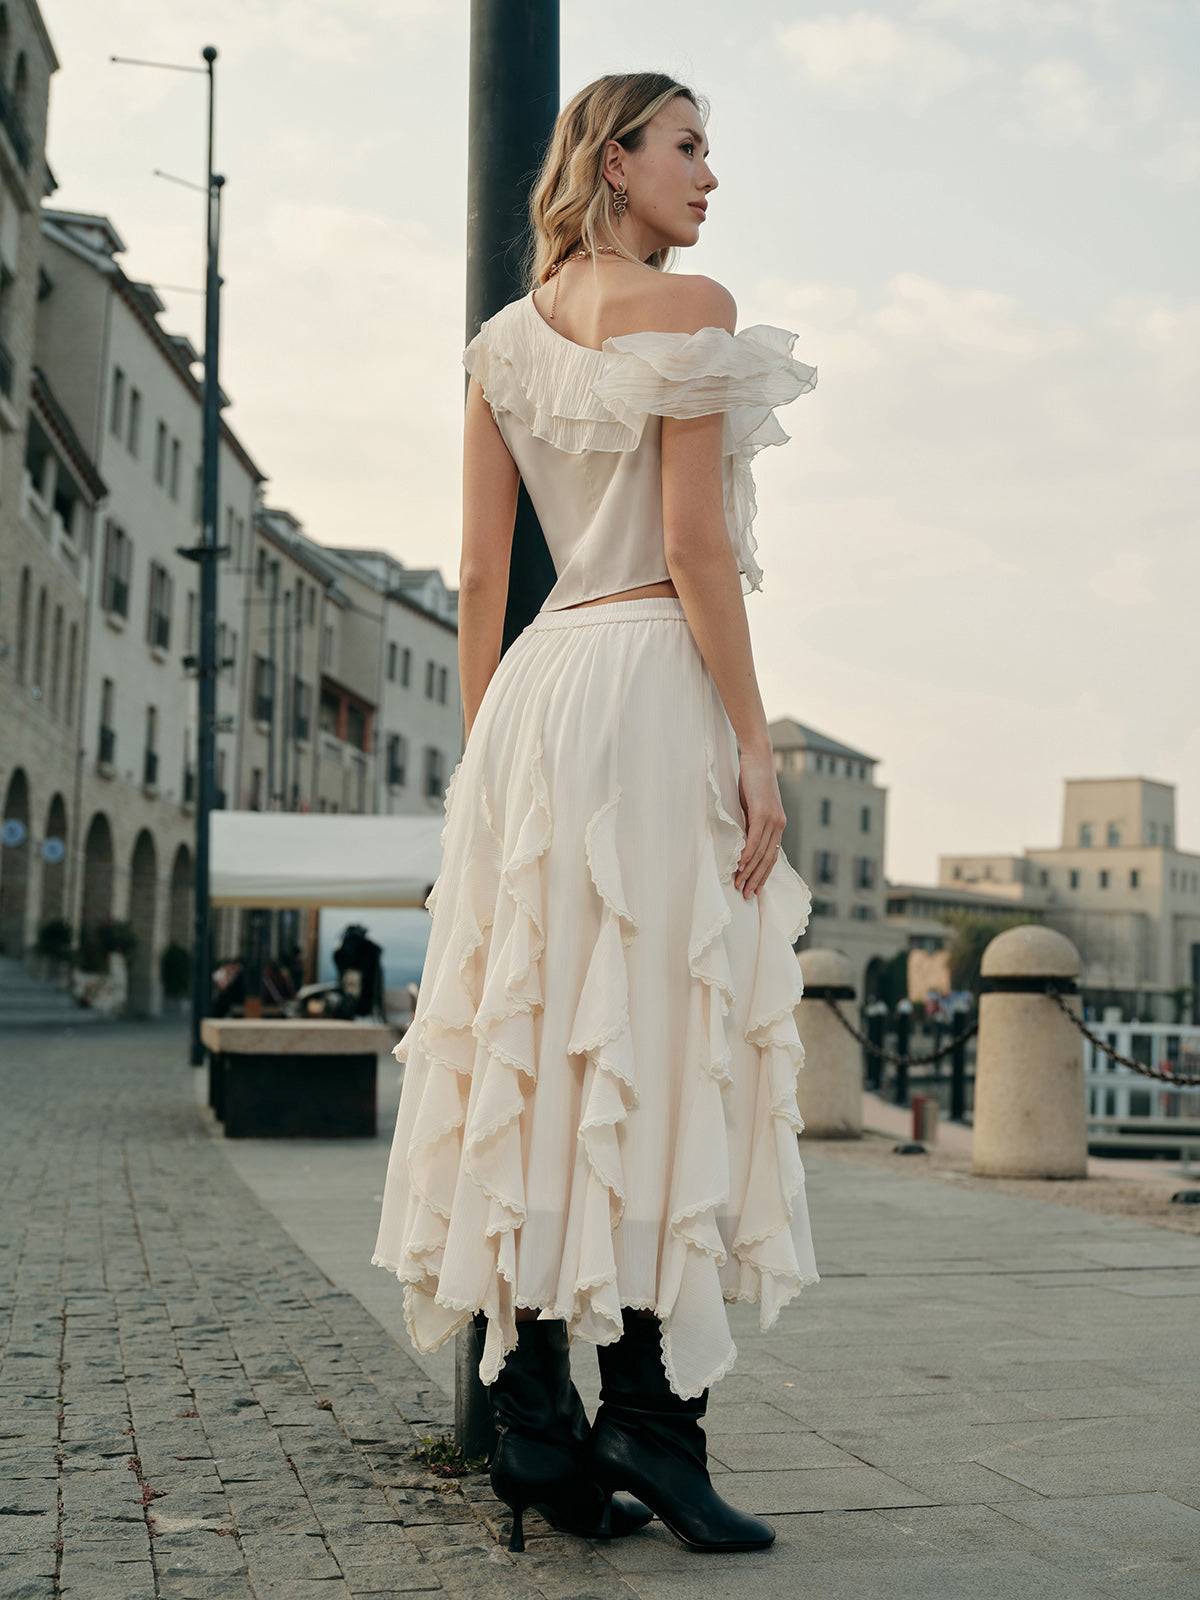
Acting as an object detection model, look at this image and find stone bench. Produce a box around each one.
[200,1019,401,1138]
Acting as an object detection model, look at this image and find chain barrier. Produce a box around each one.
[821,998,978,1068]
[1045,989,1200,1087]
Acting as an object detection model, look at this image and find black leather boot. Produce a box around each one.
[482,1314,653,1552]
[590,1309,775,1553]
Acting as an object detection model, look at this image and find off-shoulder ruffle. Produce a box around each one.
[463,295,817,595]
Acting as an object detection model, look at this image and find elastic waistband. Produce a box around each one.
[528,597,688,630]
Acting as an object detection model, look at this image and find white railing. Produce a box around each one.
[1083,1022,1200,1120]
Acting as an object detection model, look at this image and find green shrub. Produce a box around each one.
[37,918,73,961]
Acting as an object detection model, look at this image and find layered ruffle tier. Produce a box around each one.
[372,598,819,1400]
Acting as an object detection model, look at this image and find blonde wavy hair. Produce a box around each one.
[526,72,709,290]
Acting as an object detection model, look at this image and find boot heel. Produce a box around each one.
[508,1505,526,1553]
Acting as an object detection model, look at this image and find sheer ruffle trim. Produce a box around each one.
[463,298,817,595]
[373,701,818,1400]
[591,324,817,596]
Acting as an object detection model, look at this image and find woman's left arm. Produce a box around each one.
[459,377,519,741]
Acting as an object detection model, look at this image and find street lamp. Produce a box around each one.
[112,46,227,1066]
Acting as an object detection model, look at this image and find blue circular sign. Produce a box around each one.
[42,837,65,864]
[1,818,26,848]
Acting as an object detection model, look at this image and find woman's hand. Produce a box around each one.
[734,745,787,899]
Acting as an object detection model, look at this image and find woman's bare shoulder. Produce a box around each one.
[642,272,737,336]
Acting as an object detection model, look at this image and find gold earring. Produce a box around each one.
[612,182,627,218]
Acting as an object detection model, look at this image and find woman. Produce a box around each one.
[373,71,820,1555]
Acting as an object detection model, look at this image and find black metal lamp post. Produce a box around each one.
[456,0,559,1454]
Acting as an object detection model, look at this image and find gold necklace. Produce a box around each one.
[545,245,623,320]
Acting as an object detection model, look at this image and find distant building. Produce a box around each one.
[940,776,1200,1011]
[770,716,905,994]
[29,209,264,1012]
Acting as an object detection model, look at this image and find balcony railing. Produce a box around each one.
[98,726,116,766]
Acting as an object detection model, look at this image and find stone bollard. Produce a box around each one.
[972,925,1087,1178]
[795,950,862,1138]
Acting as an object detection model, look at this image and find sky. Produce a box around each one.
[37,0,1200,886]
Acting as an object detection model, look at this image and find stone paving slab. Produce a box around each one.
[5,1019,1200,1600]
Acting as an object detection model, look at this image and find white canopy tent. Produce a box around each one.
[209,812,445,910]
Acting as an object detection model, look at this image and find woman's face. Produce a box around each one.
[605,95,718,255]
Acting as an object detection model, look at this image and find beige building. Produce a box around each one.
[940,776,1200,1009]
[0,3,71,960]
[770,716,905,993]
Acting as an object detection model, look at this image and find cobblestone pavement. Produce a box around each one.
[0,1024,640,1600]
[5,1022,1200,1600]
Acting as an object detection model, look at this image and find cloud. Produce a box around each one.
[913,0,1085,33]
[1145,119,1200,187]
[778,10,991,112]
[1001,56,1114,149]
[1089,551,1154,606]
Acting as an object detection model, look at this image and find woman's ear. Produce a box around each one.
[601,138,627,190]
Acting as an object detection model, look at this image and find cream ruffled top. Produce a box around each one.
[463,291,818,609]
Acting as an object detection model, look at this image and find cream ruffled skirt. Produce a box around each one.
[371,596,820,1399]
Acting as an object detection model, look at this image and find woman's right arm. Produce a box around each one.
[459,376,520,742]
[659,281,787,901]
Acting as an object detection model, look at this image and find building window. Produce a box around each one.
[820,798,831,826]
[387,733,407,787]
[65,621,78,725]
[102,522,132,617]
[15,566,30,682]
[99,678,115,765]
[253,656,275,723]
[346,705,367,752]
[293,679,311,742]
[1099,869,1109,889]
[1079,823,1092,847]
[226,629,237,674]
[256,547,267,589]
[1130,869,1139,889]
[127,387,141,456]
[387,641,398,682]
[438,665,448,704]
[425,659,435,698]
[1107,823,1121,847]
[250,768,263,811]
[423,745,444,799]
[109,367,125,437]
[185,591,197,653]
[1069,868,1079,889]
[319,687,339,737]
[144,706,158,787]
[306,585,316,625]
[146,561,172,650]
[154,421,167,485]
[169,438,181,500]
[812,898,836,918]
[814,850,837,886]
[859,806,870,832]
[401,646,411,687]
[1039,869,1048,886]
[854,857,875,891]
[33,586,46,692]
[322,622,333,670]
[1164,825,1172,847]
